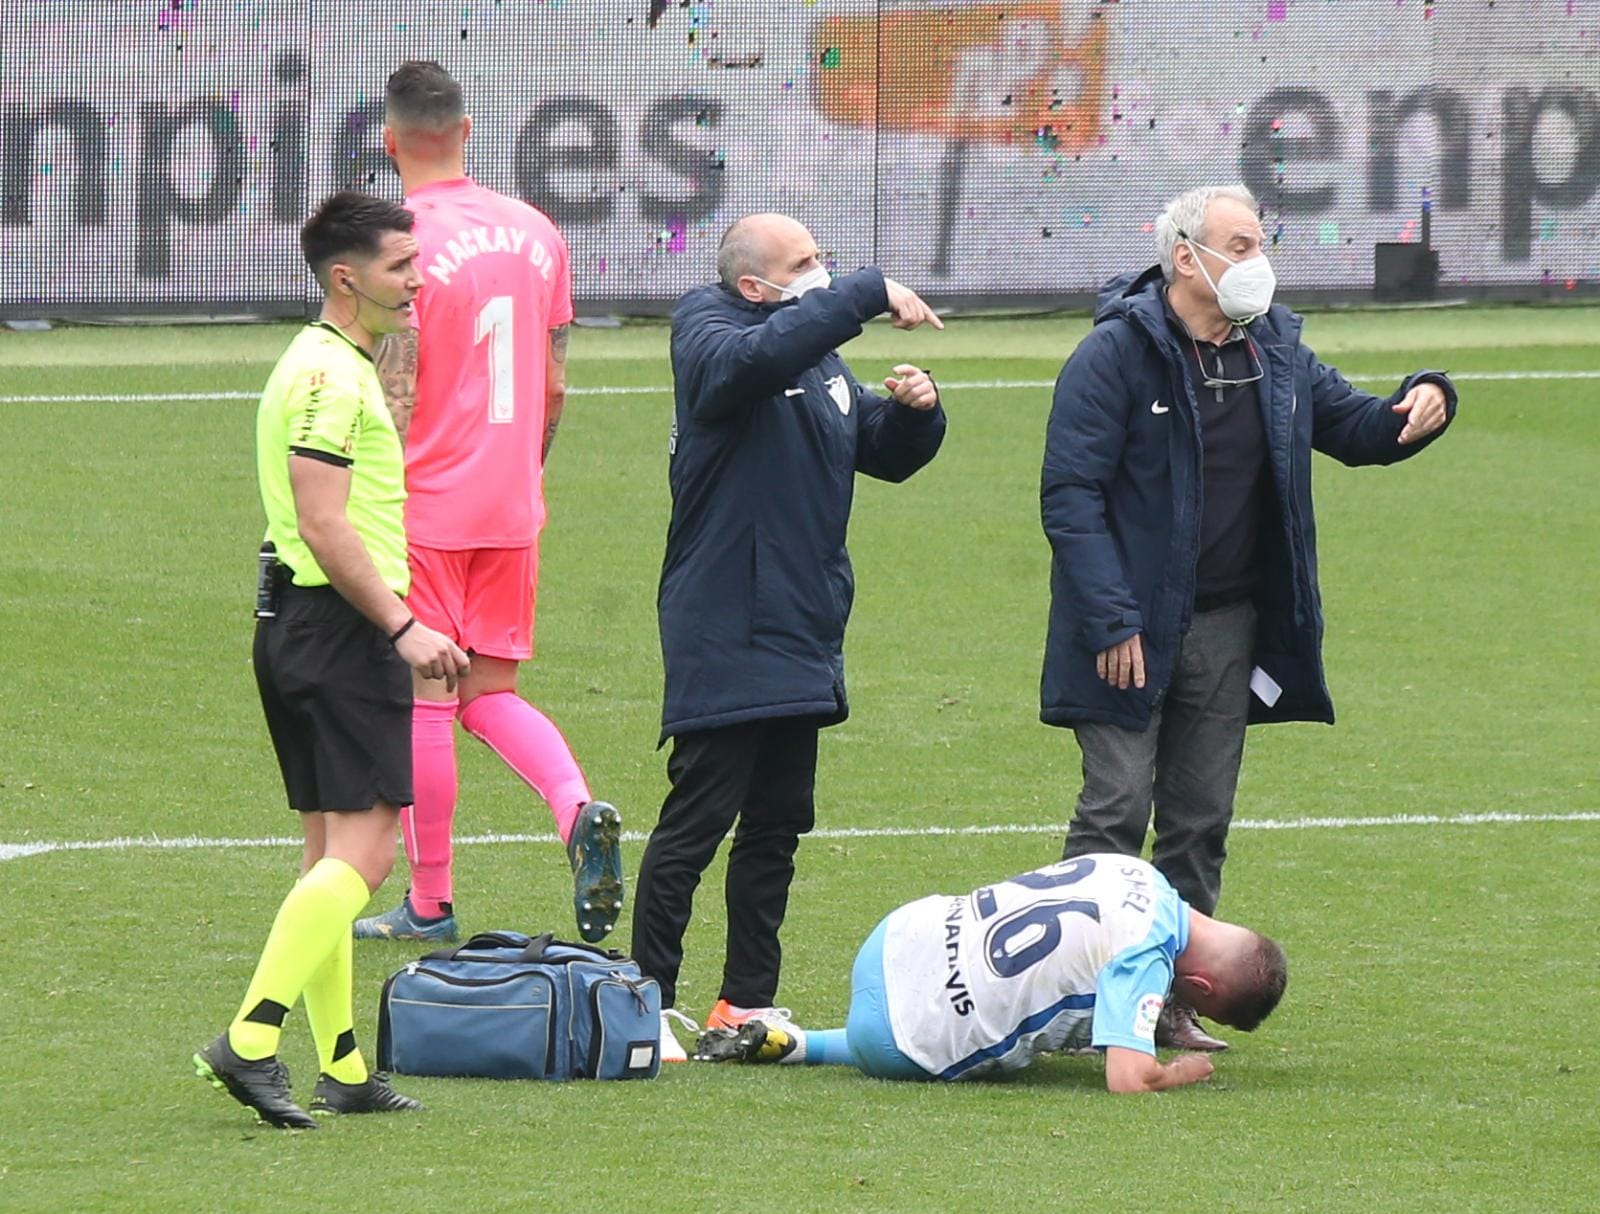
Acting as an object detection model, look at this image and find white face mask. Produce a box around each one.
[1186,239,1276,323]
[753,264,831,301]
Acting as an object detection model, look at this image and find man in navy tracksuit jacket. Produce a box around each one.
[1040,186,1456,1049]
[633,214,946,1053]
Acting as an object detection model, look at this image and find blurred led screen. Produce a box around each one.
[4,0,1598,313]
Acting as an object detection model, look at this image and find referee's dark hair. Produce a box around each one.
[299,190,415,288]
[386,60,465,130]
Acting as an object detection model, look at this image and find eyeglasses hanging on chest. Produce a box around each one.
[1191,333,1264,391]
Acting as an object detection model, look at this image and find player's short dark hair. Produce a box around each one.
[299,190,415,287]
[1220,932,1288,1032]
[386,60,465,130]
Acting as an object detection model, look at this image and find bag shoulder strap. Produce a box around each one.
[418,931,629,966]
[539,937,629,964]
[421,931,555,964]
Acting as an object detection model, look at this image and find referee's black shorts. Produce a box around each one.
[253,583,413,813]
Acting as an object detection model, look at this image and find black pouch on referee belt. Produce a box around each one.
[375,931,661,1080]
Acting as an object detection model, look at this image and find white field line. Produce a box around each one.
[3,369,1599,405]
[3,810,1596,864]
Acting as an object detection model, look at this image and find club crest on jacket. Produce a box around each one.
[826,374,851,415]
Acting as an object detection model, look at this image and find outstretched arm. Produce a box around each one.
[1307,349,1456,466]
[677,270,892,423]
[1104,1046,1215,1093]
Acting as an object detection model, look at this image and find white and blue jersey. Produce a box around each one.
[879,856,1188,1080]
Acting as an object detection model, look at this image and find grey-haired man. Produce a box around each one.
[1039,184,1456,1049]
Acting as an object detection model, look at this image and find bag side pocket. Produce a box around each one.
[380,965,559,1079]
[570,965,662,1080]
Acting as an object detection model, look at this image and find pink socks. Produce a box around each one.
[402,697,459,919]
[459,691,592,844]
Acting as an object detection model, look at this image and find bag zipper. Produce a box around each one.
[404,963,557,990]
[609,970,652,1015]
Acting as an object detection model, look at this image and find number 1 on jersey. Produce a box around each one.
[476,295,515,424]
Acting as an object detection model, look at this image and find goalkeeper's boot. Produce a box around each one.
[353,895,459,943]
[568,800,624,943]
[1156,1003,1229,1052]
[193,1033,317,1129]
[310,1072,424,1115]
[694,1019,802,1065]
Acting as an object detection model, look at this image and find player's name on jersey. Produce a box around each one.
[423,226,556,287]
[942,896,974,1018]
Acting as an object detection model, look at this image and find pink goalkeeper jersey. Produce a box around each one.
[404,177,574,549]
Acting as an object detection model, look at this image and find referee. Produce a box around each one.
[194,190,469,1128]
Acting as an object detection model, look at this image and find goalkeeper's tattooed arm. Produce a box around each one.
[376,329,420,445]
[543,324,570,462]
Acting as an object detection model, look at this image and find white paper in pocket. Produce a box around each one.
[1250,665,1283,708]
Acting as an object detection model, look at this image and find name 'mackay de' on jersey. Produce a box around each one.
[403,177,574,551]
[881,856,1189,1080]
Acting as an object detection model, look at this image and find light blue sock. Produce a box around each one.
[803,1028,854,1067]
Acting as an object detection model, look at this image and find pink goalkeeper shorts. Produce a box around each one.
[406,543,539,661]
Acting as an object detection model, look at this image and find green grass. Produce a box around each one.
[0,307,1596,1212]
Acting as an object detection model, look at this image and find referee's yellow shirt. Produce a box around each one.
[255,322,408,594]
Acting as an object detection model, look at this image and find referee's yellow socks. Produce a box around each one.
[227,857,370,1061]
[303,929,369,1085]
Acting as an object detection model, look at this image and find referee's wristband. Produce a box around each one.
[388,616,417,645]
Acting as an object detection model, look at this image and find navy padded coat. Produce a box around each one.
[1040,266,1456,731]
[659,269,947,743]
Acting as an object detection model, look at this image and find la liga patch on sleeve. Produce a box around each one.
[1135,994,1164,1042]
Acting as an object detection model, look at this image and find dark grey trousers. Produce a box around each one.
[1062,600,1256,915]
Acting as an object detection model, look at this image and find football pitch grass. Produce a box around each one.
[1,306,1596,1212]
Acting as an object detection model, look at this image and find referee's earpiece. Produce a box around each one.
[342,276,411,311]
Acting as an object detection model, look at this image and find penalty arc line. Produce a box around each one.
[3,809,1597,864]
[3,369,1600,405]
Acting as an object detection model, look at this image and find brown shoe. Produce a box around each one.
[1156,1002,1229,1052]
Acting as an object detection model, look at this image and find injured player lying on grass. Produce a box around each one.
[695,854,1286,1093]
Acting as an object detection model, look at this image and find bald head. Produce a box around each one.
[718,214,821,301]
